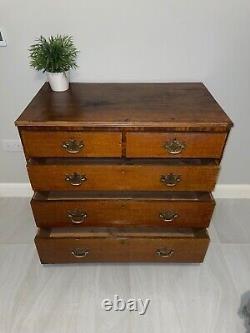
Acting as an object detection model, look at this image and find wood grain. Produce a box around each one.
[31,195,215,228]
[21,130,122,157]
[126,132,227,158]
[35,228,210,263]
[27,160,219,192]
[15,83,233,131]
[15,82,233,264]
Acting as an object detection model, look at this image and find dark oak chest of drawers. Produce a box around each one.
[15,83,232,264]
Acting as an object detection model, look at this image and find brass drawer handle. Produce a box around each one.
[164,138,185,154]
[159,211,178,223]
[161,173,181,187]
[68,210,87,224]
[65,173,87,186]
[71,248,89,258]
[156,248,174,258]
[62,139,84,154]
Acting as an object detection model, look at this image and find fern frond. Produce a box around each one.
[29,35,79,73]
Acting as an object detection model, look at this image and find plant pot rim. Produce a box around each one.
[46,71,68,74]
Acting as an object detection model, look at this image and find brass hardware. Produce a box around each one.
[164,138,185,154]
[71,248,89,258]
[65,173,87,186]
[67,210,87,224]
[160,173,181,187]
[159,211,178,223]
[62,139,84,154]
[156,248,174,258]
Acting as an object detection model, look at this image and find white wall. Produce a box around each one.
[0,0,249,184]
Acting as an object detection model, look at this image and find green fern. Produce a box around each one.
[29,35,79,73]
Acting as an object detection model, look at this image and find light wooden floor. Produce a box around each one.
[0,198,249,333]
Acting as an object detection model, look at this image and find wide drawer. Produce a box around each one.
[27,159,219,192]
[35,227,210,263]
[126,132,227,158]
[21,130,122,157]
[31,192,215,228]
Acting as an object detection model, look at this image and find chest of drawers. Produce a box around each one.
[15,83,232,264]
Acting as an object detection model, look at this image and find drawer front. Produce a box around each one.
[21,131,122,157]
[28,163,219,192]
[31,199,215,228]
[126,132,227,158]
[35,231,210,264]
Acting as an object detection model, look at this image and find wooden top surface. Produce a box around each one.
[15,82,232,130]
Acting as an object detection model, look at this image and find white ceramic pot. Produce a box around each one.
[46,71,69,92]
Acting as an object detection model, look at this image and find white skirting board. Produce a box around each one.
[0,183,250,199]
[0,183,33,197]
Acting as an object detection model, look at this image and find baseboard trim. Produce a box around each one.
[0,183,33,197]
[0,183,250,199]
[213,184,250,199]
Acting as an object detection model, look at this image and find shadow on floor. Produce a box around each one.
[239,291,250,332]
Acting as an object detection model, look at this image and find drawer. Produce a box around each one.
[31,192,215,228]
[27,159,219,192]
[21,130,122,157]
[35,227,210,263]
[126,132,227,158]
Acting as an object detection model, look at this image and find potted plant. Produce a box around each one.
[29,35,78,92]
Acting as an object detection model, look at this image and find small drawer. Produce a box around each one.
[21,130,122,157]
[35,227,210,264]
[126,132,227,158]
[27,159,219,192]
[31,192,215,228]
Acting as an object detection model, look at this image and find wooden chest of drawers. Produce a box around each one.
[15,83,232,264]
